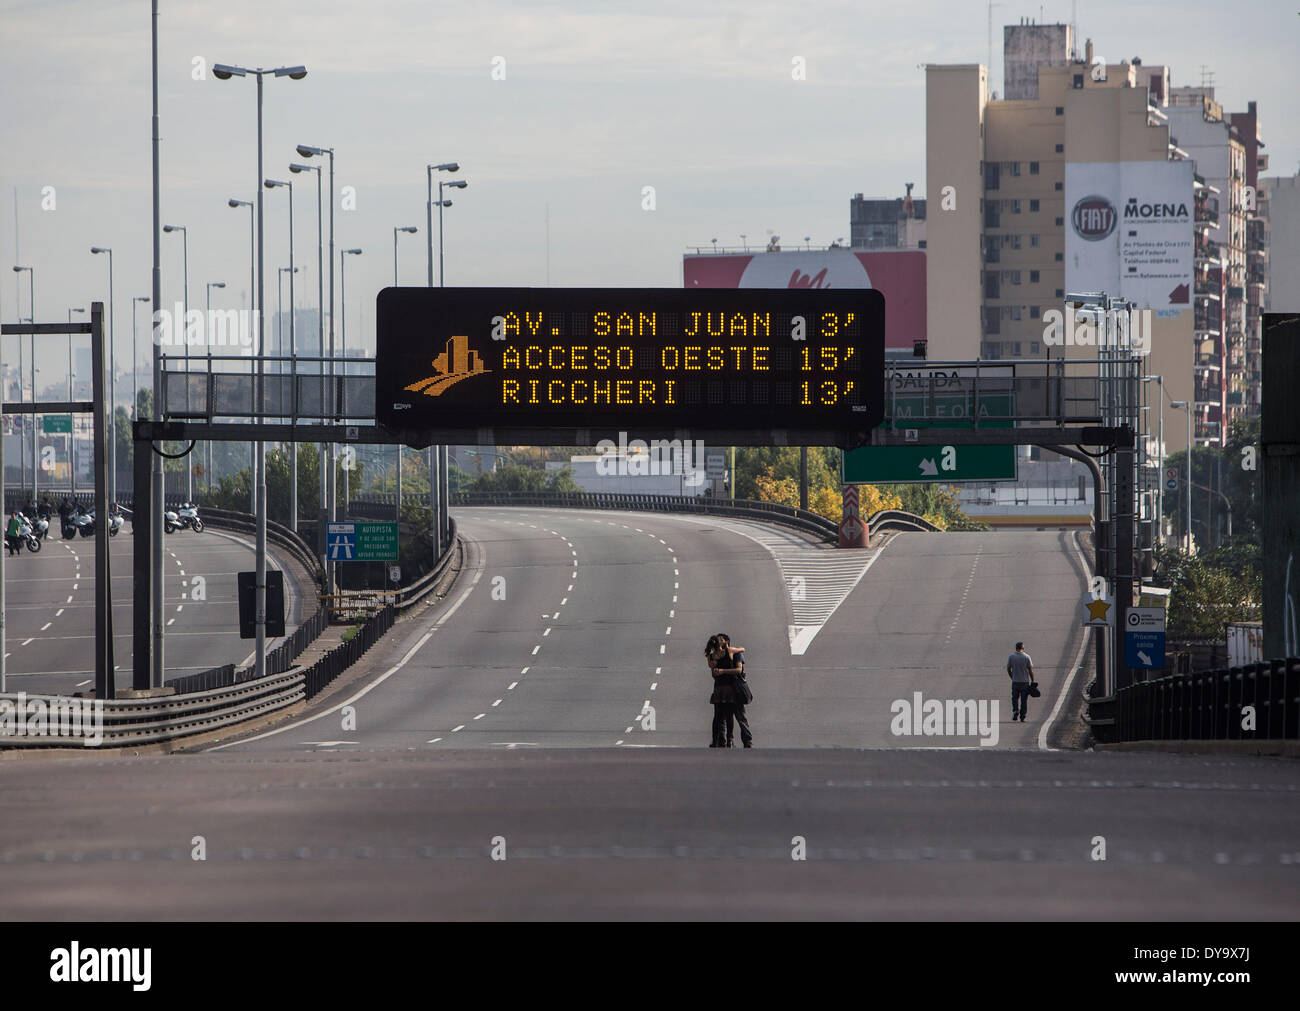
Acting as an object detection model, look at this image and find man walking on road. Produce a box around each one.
[1006,642,1034,722]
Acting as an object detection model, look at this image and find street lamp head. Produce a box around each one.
[264,178,289,189]
[288,163,315,174]
[296,144,326,158]
[228,198,252,208]
[135,296,150,302]
[275,66,308,79]
[1170,401,1189,409]
[212,63,247,80]
[70,307,86,313]
[212,282,227,288]
[90,247,109,254]
[12,265,28,272]
[343,248,363,255]
[433,162,460,172]
[397,226,418,233]
[162,224,183,233]
[448,180,468,190]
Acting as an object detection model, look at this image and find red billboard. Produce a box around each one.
[683,249,925,351]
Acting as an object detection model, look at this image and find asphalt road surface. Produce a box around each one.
[1,748,1295,919]
[224,508,1086,751]
[3,508,1294,920]
[1,525,300,696]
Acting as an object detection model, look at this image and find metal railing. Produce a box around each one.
[1086,658,1300,743]
[444,490,840,540]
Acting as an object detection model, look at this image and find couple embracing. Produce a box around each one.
[704,633,754,748]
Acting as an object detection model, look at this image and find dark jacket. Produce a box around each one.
[709,651,743,705]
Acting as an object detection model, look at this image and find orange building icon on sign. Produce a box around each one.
[405,334,489,397]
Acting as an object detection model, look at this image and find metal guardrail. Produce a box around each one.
[1087,659,1300,743]
[430,491,840,541]
[868,509,943,534]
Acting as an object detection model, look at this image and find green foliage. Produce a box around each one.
[879,483,990,531]
[468,463,580,493]
[1162,418,1260,549]
[1154,541,1261,639]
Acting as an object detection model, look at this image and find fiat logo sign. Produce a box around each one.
[1072,195,1117,241]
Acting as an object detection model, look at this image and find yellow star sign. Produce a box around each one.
[1084,597,1113,626]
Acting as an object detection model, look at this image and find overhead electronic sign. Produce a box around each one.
[376,288,885,438]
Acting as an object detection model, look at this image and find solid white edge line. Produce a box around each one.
[1038,530,1093,752]
[207,541,485,750]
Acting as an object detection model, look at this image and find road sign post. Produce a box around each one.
[839,484,866,548]
[326,521,399,562]
[1123,606,1166,673]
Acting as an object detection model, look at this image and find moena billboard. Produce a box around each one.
[1065,161,1194,310]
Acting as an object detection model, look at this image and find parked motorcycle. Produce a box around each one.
[9,514,42,554]
[75,508,95,538]
[107,510,124,537]
[61,512,78,539]
[166,502,203,533]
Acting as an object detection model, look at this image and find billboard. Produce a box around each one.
[1065,160,1194,310]
[683,248,925,351]
[375,287,886,436]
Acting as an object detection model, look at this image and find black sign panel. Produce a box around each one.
[237,569,285,640]
[376,288,885,434]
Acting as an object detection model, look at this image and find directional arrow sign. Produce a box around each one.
[844,443,1017,484]
[1124,606,1167,669]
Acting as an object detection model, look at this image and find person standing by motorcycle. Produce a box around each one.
[5,511,22,556]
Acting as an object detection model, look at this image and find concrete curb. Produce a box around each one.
[1093,740,1300,758]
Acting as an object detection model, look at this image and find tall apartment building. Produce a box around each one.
[923,23,1257,456]
[1167,89,1267,435]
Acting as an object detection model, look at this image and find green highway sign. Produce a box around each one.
[844,369,1017,484]
[42,415,73,434]
[326,521,399,562]
[843,443,1017,483]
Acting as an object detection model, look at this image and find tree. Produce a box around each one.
[469,463,579,493]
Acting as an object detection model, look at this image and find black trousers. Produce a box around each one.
[711,703,752,746]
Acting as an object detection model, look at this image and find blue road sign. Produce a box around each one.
[327,523,356,561]
[1124,606,1167,669]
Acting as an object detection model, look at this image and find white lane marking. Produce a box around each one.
[451,725,465,732]
[615,739,624,745]
[40,623,51,631]
[531,645,540,655]
[674,582,678,590]
[520,666,530,674]
[72,584,78,590]
[665,626,672,635]
[560,598,568,606]
[567,584,574,591]
[427,738,443,744]
[473,713,485,720]
[543,628,551,636]
[167,618,175,625]
[508,682,518,690]
[674,569,678,576]
[672,557,677,564]
[20,638,32,646]
[570,570,577,579]
[208,547,487,750]
[176,604,183,612]
[1039,532,1096,753]
[492,699,502,706]
[659,644,666,654]
[75,679,91,687]
[66,595,73,604]
[625,726,634,733]
[179,570,185,576]
[669,609,675,618]
[650,682,657,690]
[655,667,661,675]
[55,609,64,616]
[672,595,677,603]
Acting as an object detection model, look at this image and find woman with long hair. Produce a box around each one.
[705,633,753,748]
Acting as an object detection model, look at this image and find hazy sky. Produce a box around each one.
[2,0,1296,386]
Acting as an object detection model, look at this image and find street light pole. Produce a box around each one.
[426,162,460,554]
[213,61,308,682]
[163,225,189,499]
[267,178,298,531]
[436,178,465,552]
[340,247,361,515]
[90,247,115,506]
[69,307,86,499]
[1172,401,1193,553]
[1144,375,1164,544]
[228,197,256,511]
[296,142,336,594]
[205,282,225,488]
[13,266,34,502]
[289,160,324,550]
[132,296,149,422]
[392,225,417,521]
